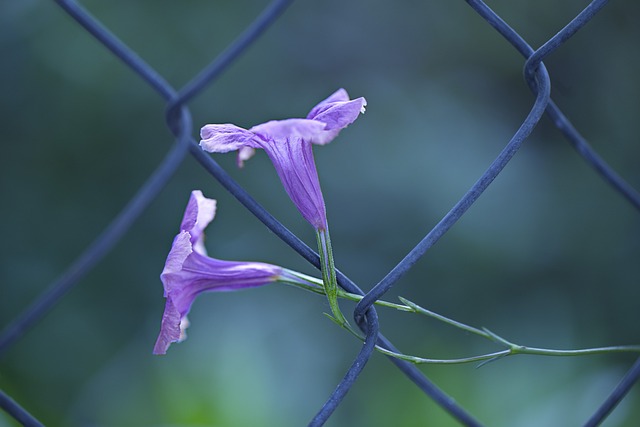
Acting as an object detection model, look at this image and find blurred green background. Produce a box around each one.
[1,0,639,425]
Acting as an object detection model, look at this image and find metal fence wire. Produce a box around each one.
[2,0,640,425]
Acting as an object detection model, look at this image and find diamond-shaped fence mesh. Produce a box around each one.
[1,0,639,425]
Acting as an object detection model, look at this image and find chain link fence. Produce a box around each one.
[1,0,639,425]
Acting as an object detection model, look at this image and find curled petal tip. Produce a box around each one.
[200,124,256,154]
[360,98,367,114]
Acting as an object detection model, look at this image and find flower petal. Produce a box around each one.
[200,124,258,153]
[250,119,326,143]
[153,297,182,355]
[306,88,351,119]
[161,231,194,296]
[180,191,217,254]
[237,146,256,168]
[305,89,367,145]
[258,137,327,229]
[311,97,367,132]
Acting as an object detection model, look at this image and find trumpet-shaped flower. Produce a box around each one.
[153,190,282,355]
[200,88,366,231]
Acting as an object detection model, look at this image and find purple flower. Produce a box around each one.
[153,190,282,355]
[200,88,366,231]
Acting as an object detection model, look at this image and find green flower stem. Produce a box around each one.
[281,269,410,312]
[392,297,640,365]
[279,272,640,365]
[315,228,350,328]
[398,297,487,337]
[375,339,640,367]
[375,346,511,365]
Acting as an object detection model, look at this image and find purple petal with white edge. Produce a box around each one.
[305,90,367,145]
[311,97,367,132]
[250,119,327,143]
[154,213,282,354]
[153,298,183,355]
[179,190,217,254]
[161,231,194,294]
[200,124,258,153]
[306,88,351,119]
